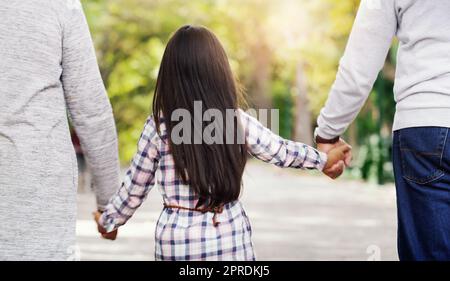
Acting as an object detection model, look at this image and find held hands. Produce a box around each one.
[93,211,118,241]
[320,139,352,179]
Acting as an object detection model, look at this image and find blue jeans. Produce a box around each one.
[393,127,450,261]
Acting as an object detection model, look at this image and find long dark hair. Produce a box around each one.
[153,25,247,209]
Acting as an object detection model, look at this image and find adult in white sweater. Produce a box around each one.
[0,0,120,260]
[315,0,450,261]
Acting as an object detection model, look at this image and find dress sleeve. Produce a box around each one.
[99,117,161,231]
[60,1,120,210]
[239,110,327,171]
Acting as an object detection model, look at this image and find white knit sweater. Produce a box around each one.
[0,0,120,260]
[317,0,450,139]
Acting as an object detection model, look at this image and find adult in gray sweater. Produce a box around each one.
[315,0,450,260]
[0,0,120,260]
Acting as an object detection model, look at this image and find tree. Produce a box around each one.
[83,0,398,184]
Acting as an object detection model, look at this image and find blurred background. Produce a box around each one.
[75,0,399,260]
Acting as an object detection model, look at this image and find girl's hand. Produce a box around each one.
[93,211,118,241]
[318,139,352,179]
[323,143,352,177]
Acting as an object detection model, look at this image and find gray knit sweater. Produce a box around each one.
[0,0,120,260]
[317,0,450,139]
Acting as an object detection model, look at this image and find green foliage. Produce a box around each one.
[84,0,233,162]
[83,0,397,184]
[83,0,291,163]
[352,134,395,184]
[272,79,294,139]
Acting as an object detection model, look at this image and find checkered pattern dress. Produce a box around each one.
[99,109,327,261]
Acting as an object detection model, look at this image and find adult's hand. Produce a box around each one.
[318,139,352,179]
[93,211,118,241]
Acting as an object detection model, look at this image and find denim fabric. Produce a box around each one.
[393,127,450,261]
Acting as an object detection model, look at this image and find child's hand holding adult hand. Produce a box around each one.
[93,211,118,241]
[323,143,352,178]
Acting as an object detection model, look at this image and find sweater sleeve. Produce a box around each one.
[60,1,120,210]
[316,0,398,139]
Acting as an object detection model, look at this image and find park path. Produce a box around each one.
[76,161,398,261]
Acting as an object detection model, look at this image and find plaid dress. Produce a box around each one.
[99,109,327,261]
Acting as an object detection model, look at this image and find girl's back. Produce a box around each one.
[100,108,326,260]
[98,25,331,261]
[130,115,254,261]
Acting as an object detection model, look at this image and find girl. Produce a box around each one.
[95,25,350,261]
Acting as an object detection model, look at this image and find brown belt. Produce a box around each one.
[163,203,224,227]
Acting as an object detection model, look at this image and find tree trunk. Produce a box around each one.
[293,63,313,146]
[247,33,272,110]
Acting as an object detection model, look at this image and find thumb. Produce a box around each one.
[93,211,101,223]
[336,144,351,155]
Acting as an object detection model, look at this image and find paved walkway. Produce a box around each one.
[76,161,398,261]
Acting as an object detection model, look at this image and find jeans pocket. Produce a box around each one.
[399,127,448,185]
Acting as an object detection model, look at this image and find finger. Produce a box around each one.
[336,144,351,155]
[97,225,107,234]
[101,233,112,239]
[330,161,345,173]
[325,162,344,179]
[339,139,349,146]
[328,163,340,172]
[331,169,343,179]
[102,231,117,241]
[338,160,345,172]
[101,234,114,240]
[93,212,107,234]
[331,161,345,178]
[326,168,341,179]
[317,143,335,153]
[327,169,341,180]
[344,150,353,167]
[93,211,101,223]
